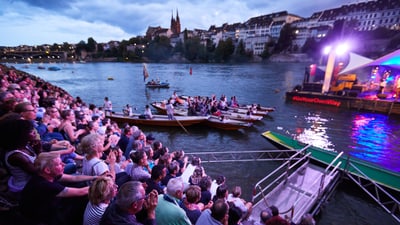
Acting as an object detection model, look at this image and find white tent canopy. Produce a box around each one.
[339,52,373,74]
[363,48,400,70]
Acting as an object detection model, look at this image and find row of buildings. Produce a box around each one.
[147,0,400,55]
[2,0,400,60]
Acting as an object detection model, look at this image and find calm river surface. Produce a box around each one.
[14,62,400,225]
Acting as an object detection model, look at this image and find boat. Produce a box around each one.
[37,65,45,69]
[227,107,269,116]
[107,77,114,80]
[232,104,276,113]
[143,63,170,88]
[145,82,170,88]
[151,102,188,116]
[48,66,61,71]
[179,95,274,116]
[151,102,263,122]
[261,130,400,192]
[106,113,208,127]
[220,110,263,122]
[203,116,252,131]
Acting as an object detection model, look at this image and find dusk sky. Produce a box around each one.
[1,0,357,46]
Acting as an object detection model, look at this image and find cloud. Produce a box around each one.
[1,0,349,46]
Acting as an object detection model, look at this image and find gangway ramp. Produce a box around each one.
[249,147,342,224]
[186,149,300,163]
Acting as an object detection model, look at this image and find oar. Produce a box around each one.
[174,117,190,134]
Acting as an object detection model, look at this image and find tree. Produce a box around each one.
[145,36,173,62]
[173,40,184,55]
[87,37,97,52]
[261,39,275,59]
[214,38,234,62]
[184,37,207,62]
[302,37,319,60]
[274,23,295,53]
[232,39,251,62]
[75,40,87,59]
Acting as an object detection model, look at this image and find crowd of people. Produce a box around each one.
[0,63,315,225]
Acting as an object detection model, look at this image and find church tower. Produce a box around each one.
[170,9,181,34]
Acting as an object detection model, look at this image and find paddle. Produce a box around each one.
[174,117,190,134]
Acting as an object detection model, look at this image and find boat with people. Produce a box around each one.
[145,81,170,88]
[151,102,187,116]
[203,115,253,131]
[143,63,170,88]
[261,130,400,192]
[106,113,208,127]
[151,101,264,122]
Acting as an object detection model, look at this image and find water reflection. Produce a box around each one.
[293,112,335,151]
[350,113,400,172]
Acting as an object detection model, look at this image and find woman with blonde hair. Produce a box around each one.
[83,176,117,225]
[79,133,116,179]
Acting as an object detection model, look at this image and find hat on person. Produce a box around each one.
[146,133,155,141]
[7,83,21,91]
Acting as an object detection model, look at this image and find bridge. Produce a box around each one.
[0,50,67,60]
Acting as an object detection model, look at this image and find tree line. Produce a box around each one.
[73,21,400,63]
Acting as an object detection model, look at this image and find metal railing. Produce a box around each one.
[250,145,343,223]
[344,161,400,223]
[251,145,311,204]
[186,149,301,163]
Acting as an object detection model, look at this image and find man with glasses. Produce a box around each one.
[100,181,158,225]
[14,102,37,121]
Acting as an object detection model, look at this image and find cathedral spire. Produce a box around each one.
[170,9,181,34]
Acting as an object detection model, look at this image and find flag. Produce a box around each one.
[143,64,149,82]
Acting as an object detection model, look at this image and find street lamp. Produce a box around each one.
[321,43,349,93]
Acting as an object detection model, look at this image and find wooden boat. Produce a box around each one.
[220,110,263,122]
[226,107,269,116]
[106,113,208,127]
[262,130,400,192]
[203,116,252,131]
[151,102,187,116]
[179,95,275,114]
[151,102,263,122]
[145,82,170,88]
[229,104,275,113]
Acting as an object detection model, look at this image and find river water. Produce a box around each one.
[13,62,400,224]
